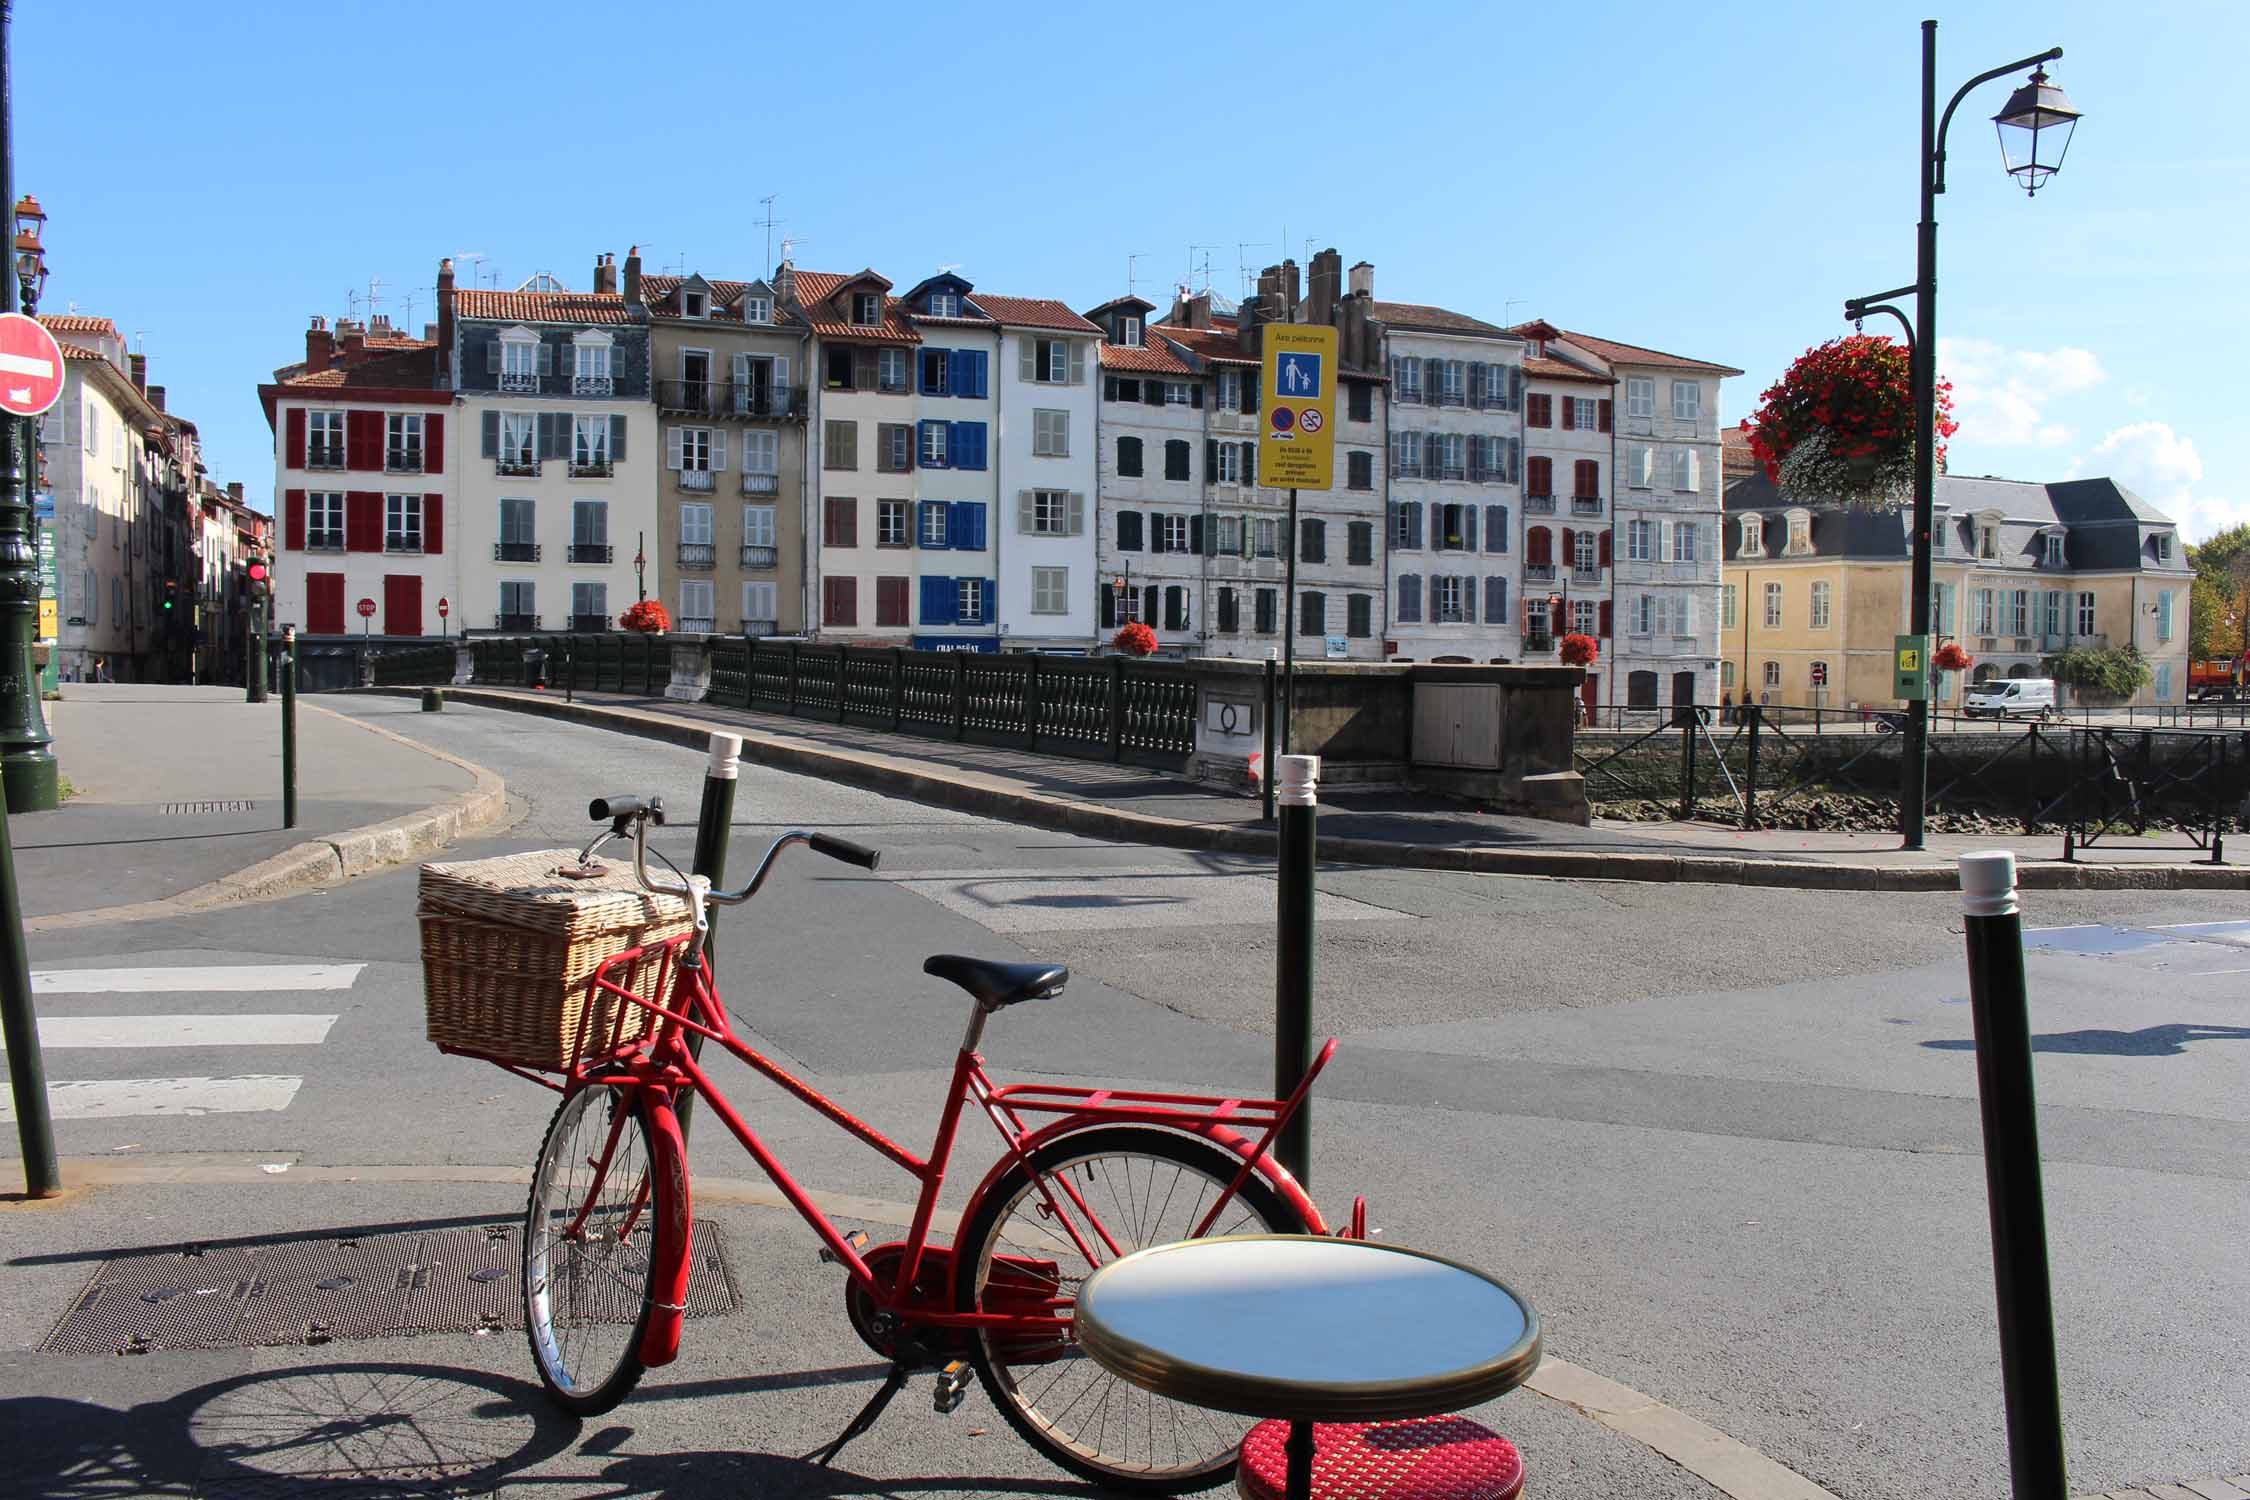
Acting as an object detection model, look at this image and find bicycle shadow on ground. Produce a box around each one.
[578,1448,1110,1499]
[1921,1023,2250,1057]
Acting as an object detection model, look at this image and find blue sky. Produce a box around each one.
[20,0,2246,535]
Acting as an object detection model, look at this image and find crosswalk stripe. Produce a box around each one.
[2,1014,338,1051]
[30,964,365,995]
[0,1075,304,1121]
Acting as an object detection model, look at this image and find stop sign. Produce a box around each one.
[356,598,376,619]
[0,312,66,417]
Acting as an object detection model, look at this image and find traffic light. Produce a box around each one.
[247,558,270,601]
[162,579,177,611]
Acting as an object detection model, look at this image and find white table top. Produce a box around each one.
[1074,1235,1541,1421]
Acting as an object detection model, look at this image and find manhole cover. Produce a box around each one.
[41,1221,739,1354]
[160,800,258,815]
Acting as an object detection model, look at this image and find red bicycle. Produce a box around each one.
[510,793,1358,1493]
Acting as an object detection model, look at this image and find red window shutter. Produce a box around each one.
[346,411,382,470]
[1528,456,1550,494]
[286,408,306,468]
[284,489,306,550]
[1560,397,1575,431]
[1599,529,1612,568]
[423,494,444,555]
[1562,527,1575,561]
[1527,526,1548,565]
[307,573,346,634]
[1599,600,1613,637]
[424,413,444,474]
[346,491,380,552]
[1552,598,1566,634]
[383,573,423,637]
[1597,399,1613,433]
[1528,395,1548,429]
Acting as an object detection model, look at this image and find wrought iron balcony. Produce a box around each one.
[493,540,541,562]
[678,616,716,634]
[496,455,539,477]
[1524,563,1558,582]
[569,613,610,632]
[1524,494,1556,513]
[569,457,613,478]
[495,612,540,631]
[677,543,716,570]
[742,616,779,637]
[306,531,345,552]
[568,543,613,564]
[572,374,614,397]
[1572,566,1603,585]
[384,449,424,474]
[679,469,715,493]
[1571,497,1604,516]
[499,372,539,394]
[741,544,777,569]
[306,446,346,470]
[384,535,423,555]
[734,383,807,420]
[740,470,779,496]
[1524,633,1556,653]
[657,379,723,415]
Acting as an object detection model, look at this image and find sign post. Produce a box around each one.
[0,309,63,812]
[1895,633,1932,702]
[1259,325,1338,756]
[437,595,450,641]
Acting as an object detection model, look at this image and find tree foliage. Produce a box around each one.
[2187,523,2250,660]
[2043,642,2152,701]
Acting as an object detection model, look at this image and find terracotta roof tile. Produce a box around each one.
[965,294,1100,333]
[1370,300,1511,338]
[789,270,919,344]
[1158,325,1258,367]
[452,287,636,326]
[56,340,107,362]
[1522,354,1613,386]
[1098,336,1193,374]
[41,314,118,338]
[1549,327,1743,376]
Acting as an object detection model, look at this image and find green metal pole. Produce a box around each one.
[280,626,297,830]
[1272,753,1319,1185]
[0,771,61,1196]
[0,8,57,812]
[1958,851,2069,1500]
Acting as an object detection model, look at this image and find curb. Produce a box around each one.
[408,687,2250,894]
[23,708,508,933]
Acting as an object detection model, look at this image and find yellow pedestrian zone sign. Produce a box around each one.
[1258,324,1338,491]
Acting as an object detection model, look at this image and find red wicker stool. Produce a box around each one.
[1236,1416,1525,1500]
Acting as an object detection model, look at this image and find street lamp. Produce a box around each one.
[1843,21,2079,852]
[13,193,47,309]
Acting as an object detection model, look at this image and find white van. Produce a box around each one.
[1963,677,2057,719]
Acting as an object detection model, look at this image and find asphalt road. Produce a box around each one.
[5,693,2245,1500]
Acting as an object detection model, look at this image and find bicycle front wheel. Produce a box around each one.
[522,1084,658,1416]
[955,1125,1310,1494]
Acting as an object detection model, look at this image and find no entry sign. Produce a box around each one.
[0,312,66,417]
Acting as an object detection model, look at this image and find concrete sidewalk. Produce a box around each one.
[407,685,2247,891]
[10,686,504,923]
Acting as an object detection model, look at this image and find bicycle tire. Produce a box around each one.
[954,1125,1310,1494]
[522,1084,658,1417]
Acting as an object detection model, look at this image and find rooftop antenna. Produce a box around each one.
[1186,244,1218,294]
[366,275,385,315]
[132,328,146,352]
[1126,252,1149,300]
[1504,299,1527,325]
[756,194,784,271]
[779,234,802,263]
[1236,241,1270,296]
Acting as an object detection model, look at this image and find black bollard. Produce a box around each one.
[677,731,741,1144]
[1958,850,2069,1500]
[1273,753,1318,1186]
[281,627,298,831]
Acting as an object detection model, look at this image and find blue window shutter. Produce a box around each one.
[949,502,987,551]
[971,503,988,550]
[972,351,989,398]
[950,422,985,470]
[948,349,968,396]
[921,576,956,625]
[920,500,951,549]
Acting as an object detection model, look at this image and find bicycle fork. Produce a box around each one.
[637,1087,694,1368]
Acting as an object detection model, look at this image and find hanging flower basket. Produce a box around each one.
[1739,335,1955,511]
[1558,632,1599,667]
[619,600,671,634]
[1111,622,1159,657]
[1932,641,1974,673]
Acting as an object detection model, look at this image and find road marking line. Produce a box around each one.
[2,1014,338,1051]
[30,964,366,994]
[3,1075,304,1120]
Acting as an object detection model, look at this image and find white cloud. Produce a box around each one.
[2086,422,2247,541]
[1939,337,2106,449]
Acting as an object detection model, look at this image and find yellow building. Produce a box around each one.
[1721,473,2193,710]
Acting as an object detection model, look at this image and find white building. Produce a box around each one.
[44,316,165,679]
[1513,324,1620,707]
[978,292,1100,652]
[441,265,656,634]
[1089,294,1207,653]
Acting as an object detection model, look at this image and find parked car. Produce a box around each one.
[1963,677,2057,719]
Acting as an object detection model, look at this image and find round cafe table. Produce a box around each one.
[1075,1235,1541,1500]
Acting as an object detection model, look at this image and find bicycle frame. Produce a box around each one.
[558,931,1338,1367]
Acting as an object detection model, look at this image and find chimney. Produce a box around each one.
[1308,248,1343,327]
[1348,260,1374,299]
[227,481,244,504]
[1182,291,1211,330]
[592,251,617,296]
[340,323,366,360]
[147,385,167,412]
[774,259,795,307]
[1279,258,1301,317]
[128,352,147,391]
[370,313,393,338]
[423,323,437,342]
[623,245,642,307]
[305,314,334,373]
[435,258,456,386]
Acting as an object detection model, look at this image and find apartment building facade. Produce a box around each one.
[979,291,1100,652]
[639,255,810,636]
[1090,295,1208,653]
[445,262,656,633]
[1511,327,1617,702]
[1722,473,2194,708]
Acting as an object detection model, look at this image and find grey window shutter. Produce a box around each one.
[1509,365,1523,408]
[1423,432,1440,476]
[1069,492,1085,535]
[1243,441,1256,487]
[1486,575,1507,621]
[1206,440,1218,481]
[1464,507,1478,551]
[1099,584,1115,629]
[1469,363,1485,406]
[1018,490,1035,532]
[1144,381,1163,407]
[481,410,498,457]
[485,340,501,374]
[1151,516,1168,554]
[1019,340,1037,382]
[1409,503,1425,550]
[536,342,554,375]
[611,414,627,460]
[1461,575,1479,624]
[1242,369,1258,414]
[1068,343,1086,384]
[1484,504,1505,551]
[1190,514,1204,554]
[1400,573,1421,623]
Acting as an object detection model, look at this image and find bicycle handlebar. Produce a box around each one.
[808,832,882,871]
[576,796,881,925]
[589,794,664,826]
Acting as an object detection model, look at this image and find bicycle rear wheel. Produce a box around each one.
[955,1126,1310,1494]
[523,1084,658,1416]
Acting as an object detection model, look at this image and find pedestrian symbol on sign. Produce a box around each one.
[1275,351,1322,399]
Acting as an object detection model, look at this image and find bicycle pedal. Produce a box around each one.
[819,1230,870,1267]
[933,1360,971,1415]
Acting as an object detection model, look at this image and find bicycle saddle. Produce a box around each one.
[923,954,1069,1010]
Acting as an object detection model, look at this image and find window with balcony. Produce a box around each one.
[1391,359,1422,405]
[1390,429,1423,479]
[1432,576,1465,624]
[1574,529,1598,576]
[678,579,716,633]
[743,580,779,634]
[498,580,536,630]
[571,500,611,564]
[497,498,538,561]
[498,412,536,475]
[499,333,541,392]
[877,347,910,392]
[571,581,609,632]
[876,499,909,549]
[1671,380,1701,421]
[679,504,716,569]
[675,427,715,491]
[1572,459,1600,500]
[1440,360,1467,405]
[1438,433,1468,481]
[384,413,423,472]
[572,415,613,476]
[306,491,345,550]
[740,430,779,494]
[573,336,614,395]
[306,410,345,468]
[384,493,422,553]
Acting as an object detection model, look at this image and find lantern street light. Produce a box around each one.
[1843,21,2080,853]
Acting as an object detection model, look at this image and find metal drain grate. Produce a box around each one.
[159,799,258,815]
[42,1221,739,1355]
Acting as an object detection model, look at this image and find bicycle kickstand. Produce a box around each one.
[806,1361,911,1468]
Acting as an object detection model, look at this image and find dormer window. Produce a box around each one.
[683,291,708,319]
[1740,515,1763,556]
[2043,531,2066,567]
[853,292,882,326]
[1932,515,1947,553]
[741,294,772,325]
[1118,314,1142,347]
[1785,509,1812,556]
[2154,531,2176,563]
[928,292,960,318]
[1979,521,2001,559]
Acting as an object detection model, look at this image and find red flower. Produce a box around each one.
[1559,632,1600,667]
[619,599,672,632]
[1111,621,1159,657]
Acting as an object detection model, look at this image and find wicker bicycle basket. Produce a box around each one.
[418,849,704,1072]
